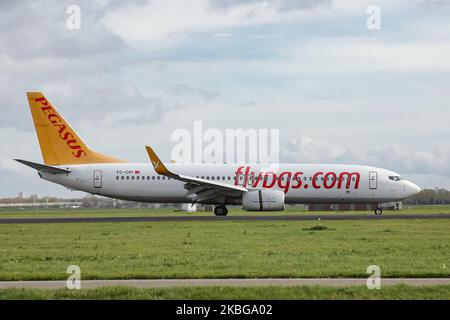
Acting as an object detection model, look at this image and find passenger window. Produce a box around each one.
[121,176,124,180]
[157,176,160,180]
[228,177,231,180]
[126,176,129,180]
[116,176,119,180]
[136,176,140,180]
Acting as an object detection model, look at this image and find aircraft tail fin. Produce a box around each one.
[26,92,125,165]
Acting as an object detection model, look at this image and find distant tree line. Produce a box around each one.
[2,189,450,207]
[404,188,450,205]
[0,196,78,204]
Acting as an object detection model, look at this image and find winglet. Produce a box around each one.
[145,146,172,176]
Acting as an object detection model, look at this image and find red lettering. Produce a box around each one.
[338,172,361,189]
[40,106,54,116]
[251,172,263,187]
[66,139,81,150]
[324,172,337,189]
[312,172,323,189]
[47,113,61,124]
[61,131,73,141]
[262,172,276,188]
[54,124,66,134]
[292,172,303,189]
[277,171,292,193]
[34,97,48,105]
[234,166,245,185]
[242,166,250,188]
[72,150,87,158]
[37,98,88,159]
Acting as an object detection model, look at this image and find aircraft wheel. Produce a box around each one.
[214,205,228,216]
[375,208,383,215]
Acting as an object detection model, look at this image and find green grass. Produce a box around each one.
[0,285,448,300]
[0,218,448,280]
[0,205,449,219]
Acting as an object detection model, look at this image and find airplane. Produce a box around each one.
[15,92,421,216]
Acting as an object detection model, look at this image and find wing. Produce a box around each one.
[145,146,247,204]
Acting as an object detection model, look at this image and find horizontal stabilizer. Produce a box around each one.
[14,159,71,174]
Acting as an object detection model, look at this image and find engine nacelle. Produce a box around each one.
[242,190,285,211]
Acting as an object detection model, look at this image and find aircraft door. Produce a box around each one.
[94,170,102,188]
[369,171,377,190]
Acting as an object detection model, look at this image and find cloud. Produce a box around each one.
[282,136,450,178]
[167,84,220,102]
[1,0,450,197]
[210,0,331,11]
[102,0,331,47]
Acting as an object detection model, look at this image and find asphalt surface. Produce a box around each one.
[0,278,449,289]
[0,213,448,224]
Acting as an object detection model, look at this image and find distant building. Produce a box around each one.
[308,203,401,211]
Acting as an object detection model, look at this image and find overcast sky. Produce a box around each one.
[1,0,450,198]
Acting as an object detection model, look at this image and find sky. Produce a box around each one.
[1,0,450,198]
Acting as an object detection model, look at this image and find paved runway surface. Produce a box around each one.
[0,213,448,224]
[0,278,449,289]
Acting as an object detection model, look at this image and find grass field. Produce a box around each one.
[0,204,449,219]
[0,211,448,280]
[0,285,448,300]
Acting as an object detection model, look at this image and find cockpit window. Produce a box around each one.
[389,176,401,181]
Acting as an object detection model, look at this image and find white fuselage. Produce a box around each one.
[39,163,420,205]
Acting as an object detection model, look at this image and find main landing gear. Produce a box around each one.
[374,208,383,215]
[214,205,228,216]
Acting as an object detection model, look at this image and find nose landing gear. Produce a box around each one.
[214,205,228,216]
[375,208,383,215]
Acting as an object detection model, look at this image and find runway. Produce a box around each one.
[0,278,449,289]
[0,213,448,224]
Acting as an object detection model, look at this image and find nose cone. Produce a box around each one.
[406,181,421,197]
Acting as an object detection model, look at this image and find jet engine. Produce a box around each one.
[242,190,285,211]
